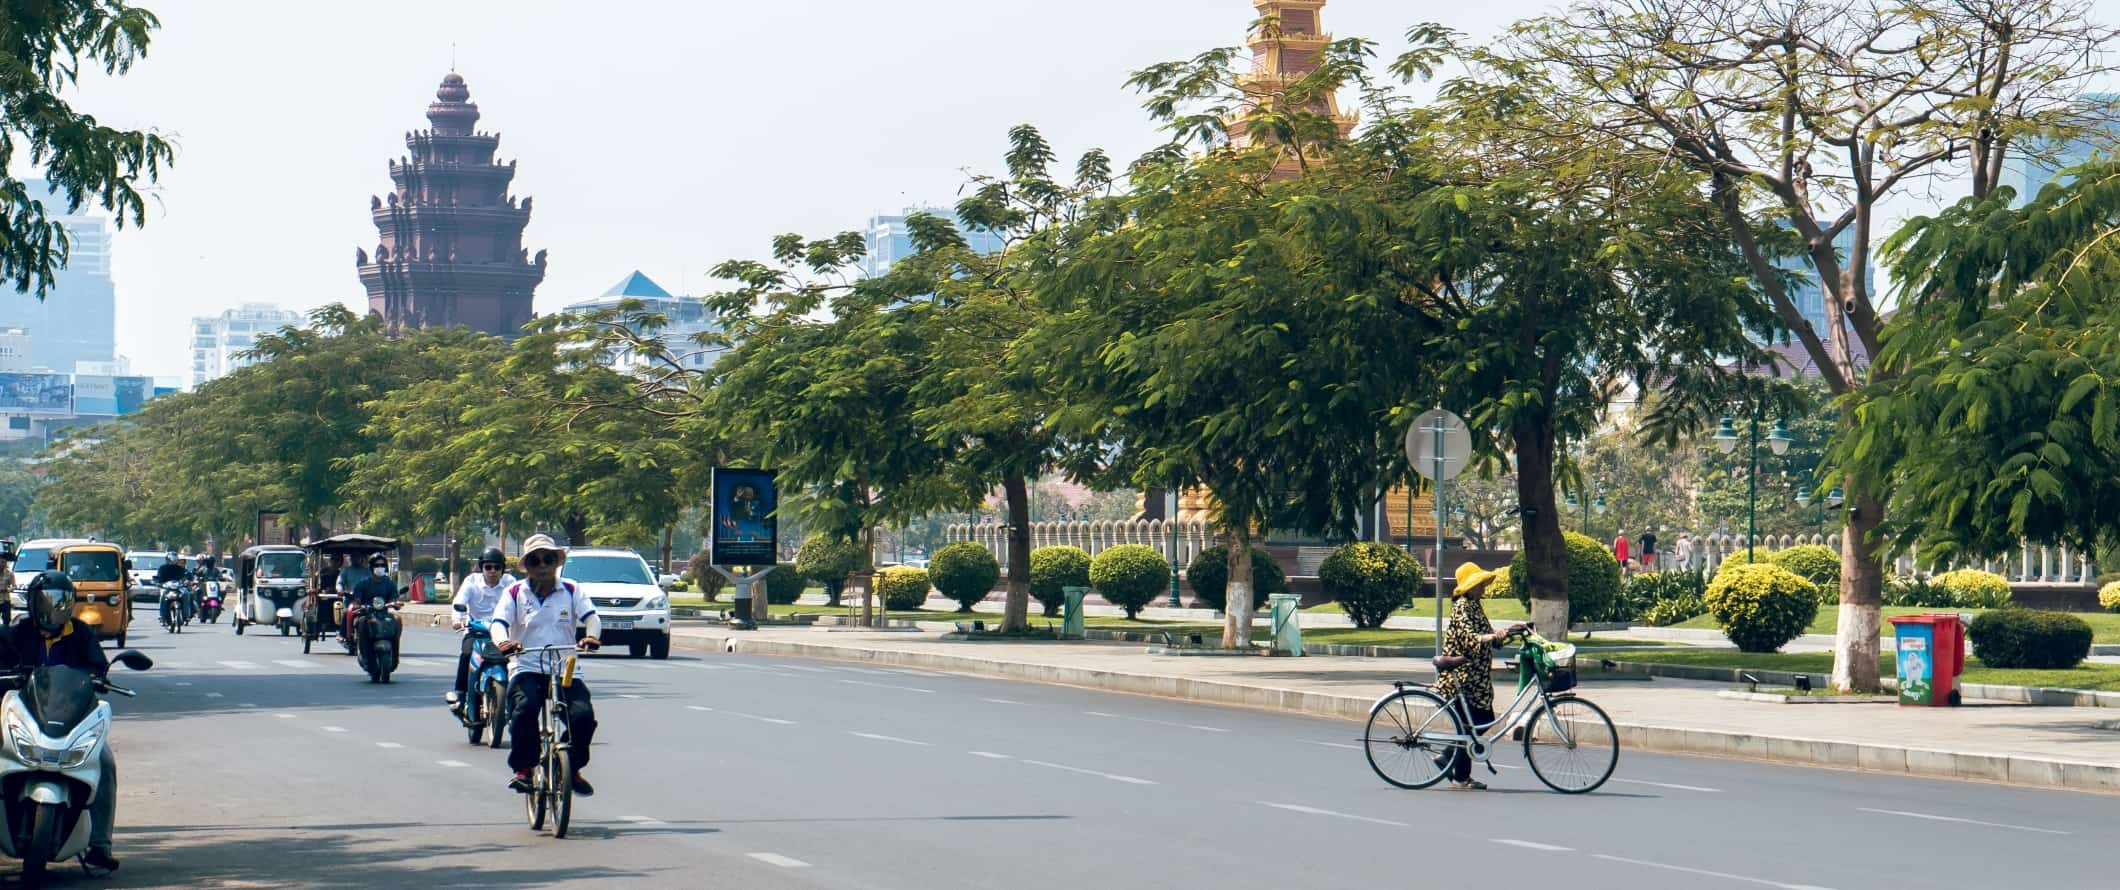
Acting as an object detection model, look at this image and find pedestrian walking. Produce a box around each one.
[1639,527,1658,569]
[1675,532,1695,571]
[1613,529,1630,566]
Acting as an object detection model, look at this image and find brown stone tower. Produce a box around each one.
[356,72,546,336]
[1232,1,1359,179]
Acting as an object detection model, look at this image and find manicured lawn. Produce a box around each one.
[1675,606,2120,643]
[1605,648,2120,692]
[1302,598,1532,622]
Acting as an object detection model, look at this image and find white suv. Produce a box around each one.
[562,548,672,659]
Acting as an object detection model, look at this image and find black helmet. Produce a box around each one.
[25,571,74,634]
[368,553,389,569]
[479,548,506,570]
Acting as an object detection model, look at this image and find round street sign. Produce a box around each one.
[1406,408,1472,482]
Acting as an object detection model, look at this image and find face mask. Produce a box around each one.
[372,567,387,576]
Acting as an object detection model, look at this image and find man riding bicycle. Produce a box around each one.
[489,535,601,797]
[445,548,516,713]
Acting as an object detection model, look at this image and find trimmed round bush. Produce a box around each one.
[1933,569,2013,609]
[1703,564,1820,653]
[1029,546,1091,617]
[874,566,931,611]
[1645,595,1706,627]
[1187,544,1284,613]
[1511,532,1621,623]
[1486,566,1514,601]
[1089,544,1170,619]
[1769,545,1841,603]
[762,564,807,606]
[796,535,866,606]
[2099,581,2120,615]
[1319,542,1422,629]
[1714,547,1769,572]
[1968,609,2093,669]
[930,542,1001,611]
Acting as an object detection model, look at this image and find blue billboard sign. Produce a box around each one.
[0,373,72,414]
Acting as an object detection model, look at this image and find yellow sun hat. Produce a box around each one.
[1452,561,1499,599]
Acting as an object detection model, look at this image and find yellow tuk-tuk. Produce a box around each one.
[52,541,133,647]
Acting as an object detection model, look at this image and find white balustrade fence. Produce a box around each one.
[1671,532,2095,587]
[944,519,1217,576]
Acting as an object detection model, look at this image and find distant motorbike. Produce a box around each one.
[196,580,223,624]
[350,595,402,683]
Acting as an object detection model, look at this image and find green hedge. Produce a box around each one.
[1090,544,1169,619]
[796,536,866,606]
[1187,544,1282,613]
[875,566,931,611]
[1029,546,1090,618]
[1883,574,1951,608]
[1627,569,1707,626]
[1968,610,2092,669]
[1510,531,1620,623]
[1769,545,1840,603]
[1704,564,1819,653]
[1319,543,1421,629]
[762,564,806,605]
[1933,569,2013,609]
[930,542,1001,611]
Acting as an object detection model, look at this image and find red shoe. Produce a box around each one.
[509,770,533,793]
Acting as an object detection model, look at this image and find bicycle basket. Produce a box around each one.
[1544,666,1578,693]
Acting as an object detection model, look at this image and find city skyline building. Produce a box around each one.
[2013,94,2120,203]
[356,72,547,337]
[0,180,116,375]
[859,208,1007,279]
[190,303,304,389]
[561,271,725,374]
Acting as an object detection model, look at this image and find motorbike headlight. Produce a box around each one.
[370,596,385,609]
[3,700,32,759]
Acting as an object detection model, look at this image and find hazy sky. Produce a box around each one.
[44,0,1523,379]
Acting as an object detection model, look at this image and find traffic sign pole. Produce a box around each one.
[1406,407,1471,648]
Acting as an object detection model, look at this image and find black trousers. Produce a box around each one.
[453,634,474,696]
[506,673,597,773]
[1449,701,1495,783]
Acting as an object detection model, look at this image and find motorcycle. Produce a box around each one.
[0,650,152,887]
[196,580,223,624]
[157,583,187,634]
[447,617,509,747]
[351,595,402,683]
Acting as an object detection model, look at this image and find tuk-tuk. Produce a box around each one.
[302,534,399,656]
[235,544,308,637]
[52,541,133,647]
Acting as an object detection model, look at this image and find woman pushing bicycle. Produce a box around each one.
[1430,561,1528,791]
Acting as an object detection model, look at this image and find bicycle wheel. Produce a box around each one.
[1523,696,1619,794]
[1363,688,1464,789]
[549,746,573,839]
[525,754,548,831]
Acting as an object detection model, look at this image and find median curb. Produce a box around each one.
[1592,658,2120,709]
[656,626,2120,794]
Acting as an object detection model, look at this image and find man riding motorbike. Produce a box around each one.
[152,553,191,628]
[445,549,515,713]
[4,573,120,873]
[342,554,395,643]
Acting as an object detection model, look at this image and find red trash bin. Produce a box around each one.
[1889,614,1967,706]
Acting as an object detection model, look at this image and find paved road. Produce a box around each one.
[35,620,2117,889]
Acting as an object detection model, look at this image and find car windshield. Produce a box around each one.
[129,554,167,573]
[257,553,305,579]
[15,548,49,573]
[60,551,122,583]
[562,554,654,586]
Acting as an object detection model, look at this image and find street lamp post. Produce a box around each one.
[1715,413,1791,556]
[1166,490,1182,608]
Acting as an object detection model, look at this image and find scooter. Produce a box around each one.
[446,616,509,748]
[197,580,223,624]
[351,595,402,683]
[158,583,187,634]
[0,650,152,887]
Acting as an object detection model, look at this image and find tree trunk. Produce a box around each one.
[1832,476,1887,693]
[1513,415,1571,642]
[823,579,842,608]
[1001,472,1032,633]
[1222,528,1256,649]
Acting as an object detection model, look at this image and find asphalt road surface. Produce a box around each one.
[28,619,2116,889]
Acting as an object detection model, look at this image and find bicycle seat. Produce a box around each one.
[1392,680,1425,690]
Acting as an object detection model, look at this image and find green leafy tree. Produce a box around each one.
[0,462,40,537]
[1,0,175,297]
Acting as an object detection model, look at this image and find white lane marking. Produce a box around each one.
[399,658,435,667]
[1257,801,1405,827]
[321,726,348,733]
[1593,854,1841,890]
[161,662,195,669]
[238,703,258,708]
[622,815,666,825]
[747,852,811,869]
[274,713,297,719]
[776,664,832,673]
[827,666,894,676]
[881,668,938,677]
[204,692,225,699]
[619,694,643,699]
[377,742,404,749]
[1084,710,1227,732]
[1491,838,1573,852]
[175,682,194,687]
[1857,808,2068,835]
[436,760,469,768]
[1021,759,1157,785]
[686,705,795,725]
[635,664,671,672]
[968,751,1013,760]
[1310,741,1361,751]
[838,678,934,694]
[1615,778,1723,793]
[272,659,318,669]
[982,698,1022,705]
[680,661,728,670]
[849,731,930,747]
[218,660,260,670]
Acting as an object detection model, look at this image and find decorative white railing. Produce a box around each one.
[944,519,1217,575]
[1678,532,2096,587]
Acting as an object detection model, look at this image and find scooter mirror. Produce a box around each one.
[113,651,154,672]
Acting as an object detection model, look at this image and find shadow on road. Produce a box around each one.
[101,822,673,888]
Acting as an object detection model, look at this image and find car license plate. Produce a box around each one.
[602,618,634,630]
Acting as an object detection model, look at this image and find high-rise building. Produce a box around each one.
[562,271,725,374]
[356,72,547,337]
[190,303,303,388]
[2014,94,2120,203]
[859,209,1007,279]
[0,180,115,374]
